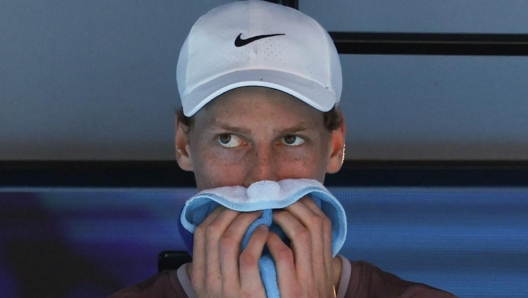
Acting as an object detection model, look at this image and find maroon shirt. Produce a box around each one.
[109,257,456,298]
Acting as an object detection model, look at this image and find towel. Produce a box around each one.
[178,179,347,298]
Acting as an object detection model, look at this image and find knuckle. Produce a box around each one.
[239,250,259,268]
[194,224,206,237]
[321,216,332,231]
[219,233,237,249]
[295,229,311,244]
[308,213,323,226]
[205,224,221,236]
[275,246,294,263]
[250,229,266,242]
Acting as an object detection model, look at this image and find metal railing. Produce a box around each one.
[264,0,528,56]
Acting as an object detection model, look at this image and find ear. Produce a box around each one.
[175,118,194,172]
[326,118,346,174]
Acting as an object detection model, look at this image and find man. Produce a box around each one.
[111,1,456,297]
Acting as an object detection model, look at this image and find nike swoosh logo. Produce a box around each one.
[234,33,285,47]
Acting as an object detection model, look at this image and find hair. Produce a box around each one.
[176,105,343,133]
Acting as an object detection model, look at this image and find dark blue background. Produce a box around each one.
[1,187,527,297]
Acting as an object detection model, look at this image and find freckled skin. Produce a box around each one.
[176,87,342,191]
[175,86,346,297]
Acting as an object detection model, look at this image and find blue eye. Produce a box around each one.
[218,134,243,148]
[282,135,305,146]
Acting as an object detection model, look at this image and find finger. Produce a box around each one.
[272,209,313,278]
[202,207,243,290]
[191,205,225,289]
[239,225,269,294]
[299,196,326,217]
[219,211,263,290]
[266,231,299,297]
[285,198,333,261]
[299,196,332,258]
[285,197,326,232]
[283,197,333,283]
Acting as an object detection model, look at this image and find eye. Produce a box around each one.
[218,134,243,148]
[282,135,305,146]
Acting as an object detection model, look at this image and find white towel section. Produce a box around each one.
[180,179,347,256]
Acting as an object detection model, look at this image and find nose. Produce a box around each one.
[244,144,279,187]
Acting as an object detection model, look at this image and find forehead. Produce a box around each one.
[193,87,324,127]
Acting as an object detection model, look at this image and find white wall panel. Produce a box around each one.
[1,0,527,160]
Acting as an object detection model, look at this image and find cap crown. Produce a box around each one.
[177,0,342,116]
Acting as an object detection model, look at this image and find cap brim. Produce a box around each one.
[182,69,337,116]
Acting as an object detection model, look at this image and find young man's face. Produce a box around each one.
[176,87,345,190]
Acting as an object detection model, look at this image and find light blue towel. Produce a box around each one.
[179,179,347,298]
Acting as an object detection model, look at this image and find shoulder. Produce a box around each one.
[107,270,187,298]
[345,260,457,298]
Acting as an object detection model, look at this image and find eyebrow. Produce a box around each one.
[207,123,252,135]
[205,120,316,135]
[278,122,316,134]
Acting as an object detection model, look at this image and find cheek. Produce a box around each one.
[189,137,331,188]
[276,147,329,179]
[190,145,249,189]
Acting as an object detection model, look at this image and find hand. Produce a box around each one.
[189,206,269,298]
[267,197,337,298]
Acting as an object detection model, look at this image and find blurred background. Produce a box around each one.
[1,0,528,160]
[1,0,528,297]
[2,188,528,297]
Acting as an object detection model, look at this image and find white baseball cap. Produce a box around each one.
[176,0,342,117]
